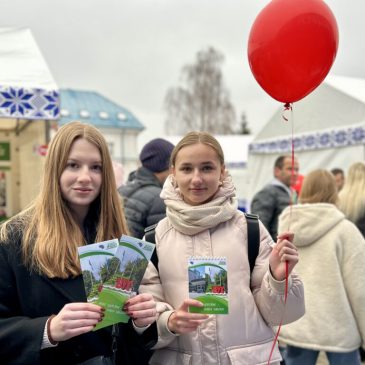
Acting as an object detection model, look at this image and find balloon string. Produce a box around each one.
[282,102,292,122]
[267,103,293,365]
[289,104,295,225]
[267,261,289,365]
[283,102,295,228]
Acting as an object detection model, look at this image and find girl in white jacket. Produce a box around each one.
[140,131,305,365]
[278,169,365,365]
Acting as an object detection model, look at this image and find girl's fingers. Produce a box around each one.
[126,293,154,306]
[128,308,156,319]
[276,239,297,251]
[279,246,297,257]
[124,294,156,315]
[126,300,155,312]
[175,311,209,321]
[59,310,103,322]
[63,302,104,313]
[167,300,210,334]
[277,231,294,242]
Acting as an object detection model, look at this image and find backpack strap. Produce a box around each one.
[244,212,260,275]
[144,224,158,271]
[144,223,158,244]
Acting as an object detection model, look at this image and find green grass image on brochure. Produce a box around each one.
[189,294,228,314]
[93,287,130,330]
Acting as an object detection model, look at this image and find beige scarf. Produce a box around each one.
[161,173,238,235]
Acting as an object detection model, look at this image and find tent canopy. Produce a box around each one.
[0,28,59,126]
[252,75,365,142]
[247,75,365,203]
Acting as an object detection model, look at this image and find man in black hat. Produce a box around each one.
[119,138,174,239]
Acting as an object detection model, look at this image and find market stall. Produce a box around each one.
[0,28,59,216]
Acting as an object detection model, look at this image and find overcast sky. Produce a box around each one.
[1,0,365,149]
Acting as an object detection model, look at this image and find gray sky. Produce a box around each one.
[1,0,365,149]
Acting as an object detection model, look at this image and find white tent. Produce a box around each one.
[247,75,365,204]
[0,28,59,127]
[0,28,59,216]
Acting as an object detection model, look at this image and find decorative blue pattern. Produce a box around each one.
[249,124,365,154]
[0,86,59,120]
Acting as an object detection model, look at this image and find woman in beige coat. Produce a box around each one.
[140,131,305,365]
[278,169,365,365]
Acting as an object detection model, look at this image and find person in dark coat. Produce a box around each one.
[250,155,299,241]
[119,138,174,239]
[0,122,157,365]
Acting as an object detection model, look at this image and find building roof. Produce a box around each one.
[59,89,144,130]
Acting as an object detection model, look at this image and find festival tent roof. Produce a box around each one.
[59,89,144,131]
[0,28,59,130]
[247,75,365,203]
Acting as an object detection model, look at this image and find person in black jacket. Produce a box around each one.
[119,138,174,239]
[250,155,299,241]
[0,122,157,365]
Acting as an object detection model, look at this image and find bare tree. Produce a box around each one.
[164,47,236,135]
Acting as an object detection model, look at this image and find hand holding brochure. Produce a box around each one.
[78,235,154,330]
[188,257,228,314]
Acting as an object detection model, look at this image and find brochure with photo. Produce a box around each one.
[78,235,155,330]
[188,257,228,315]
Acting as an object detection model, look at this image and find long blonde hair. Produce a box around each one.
[338,162,365,223]
[299,169,338,205]
[0,122,129,278]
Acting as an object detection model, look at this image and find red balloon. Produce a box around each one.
[247,0,339,103]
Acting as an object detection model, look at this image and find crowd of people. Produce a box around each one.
[0,121,364,365]
[277,169,365,365]
[249,156,365,365]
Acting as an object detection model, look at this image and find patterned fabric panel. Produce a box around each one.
[0,86,59,120]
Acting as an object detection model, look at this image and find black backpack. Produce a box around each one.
[144,212,260,275]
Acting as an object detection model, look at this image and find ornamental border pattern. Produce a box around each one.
[0,86,60,120]
[249,123,365,154]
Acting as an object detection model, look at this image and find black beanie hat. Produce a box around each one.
[139,138,174,173]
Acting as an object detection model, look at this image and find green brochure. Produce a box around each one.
[188,257,228,315]
[78,235,155,330]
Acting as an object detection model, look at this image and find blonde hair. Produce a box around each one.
[170,131,225,167]
[338,162,365,223]
[0,121,129,278]
[299,169,338,205]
